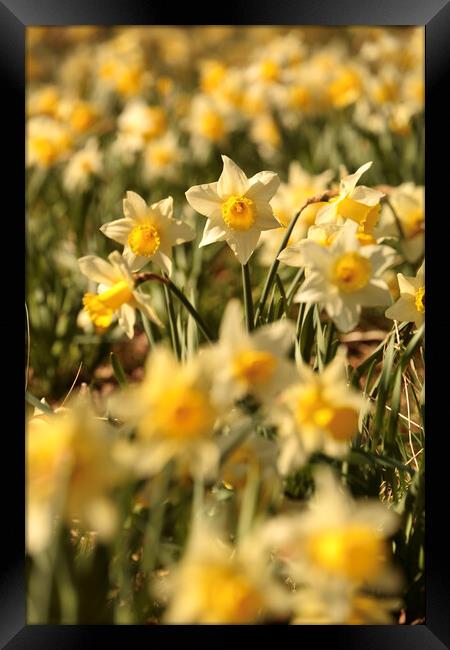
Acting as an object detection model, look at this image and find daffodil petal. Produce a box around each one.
[100,218,134,244]
[123,190,148,220]
[226,229,260,264]
[246,171,280,202]
[199,220,227,247]
[118,303,136,339]
[217,155,249,198]
[185,182,221,217]
[78,255,118,285]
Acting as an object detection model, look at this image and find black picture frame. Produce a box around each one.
[6,0,448,646]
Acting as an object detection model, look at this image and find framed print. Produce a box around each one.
[2,0,448,646]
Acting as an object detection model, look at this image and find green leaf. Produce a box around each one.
[110,352,128,388]
[26,391,54,414]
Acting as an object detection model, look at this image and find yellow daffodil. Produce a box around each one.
[202,299,296,407]
[385,262,424,328]
[159,522,291,623]
[259,466,400,590]
[78,250,161,338]
[377,183,424,262]
[27,399,124,555]
[185,155,280,264]
[110,346,223,478]
[292,221,395,332]
[316,162,384,234]
[142,132,185,182]
[115,100,167,156]
[63,138,102,193]
[100,191,195,273]
[275,349,366,474]
[27,116,72,168]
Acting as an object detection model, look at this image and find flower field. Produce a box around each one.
[26,26,425,624]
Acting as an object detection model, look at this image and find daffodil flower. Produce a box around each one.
[274,349,367,474]
[385,262,424,328]
[316,161,384,234]
[202,299,296,407]
[159,521,291,624]
[27,398,125,555]
[100,192,195,273]
[293,221,395,332]
[78,250,161,338]
[109,346,224,478]
[258,466,400,592]
[185,155,280,264]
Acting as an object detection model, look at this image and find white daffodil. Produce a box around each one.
[78,250,161,338]
[278,222,379,270]
[185,155,280,264]
[100,191,195,273]
[274,348,367,475]
[27,399,124,555]
[115,100,167,154]
[258,466,400,595]
[385,262,424,328]
[376,183,424,262]
[315,162,384,234]
[142,131,185,182]
[292,220,395,332]
[202,299,296,408]
[109,345,224,479]
[158,521,291,624]
[63,138,103,193]
[272,162,334,228]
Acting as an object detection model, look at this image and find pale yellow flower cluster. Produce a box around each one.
[26,27,424,625]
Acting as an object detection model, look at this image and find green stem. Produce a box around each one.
[166,278,213,343]
[163,282,181,360]
[384,196,406,240]
[286,268,305,305]
[254,191,333,327]
[142,461,173,574]
[141,312,156,349]
[241,263,254,332]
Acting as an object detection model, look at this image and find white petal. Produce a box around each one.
[123,191,148,220]
[151,196,173,219]
[327,298,360,333]
[166,220,196,245]
[217,155,249,198]
[278,244,303,268]
[225,229,260,264]
[385,296,417,323]
[353,279,392,306]
[123,249,151,272]
[315,202,338,224]
[294,272,327,303]
[152,249,172,274]
[253,200,280,230]
[329,219,359,253]
[185,182,221,217]
[364,244,396,276]
[219,299,246,343]
[299,240,332,273]
[118,303,136,339]
[134,290,163,326]
[351,185,384,206]
[199,220,227,247]
[341,161,372,195]
[100,218,133,244]
[246,171,281,202]
[108,251,134,283]
[397,273,417,296]
[253,319,296,354]
[78,255,118,285]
